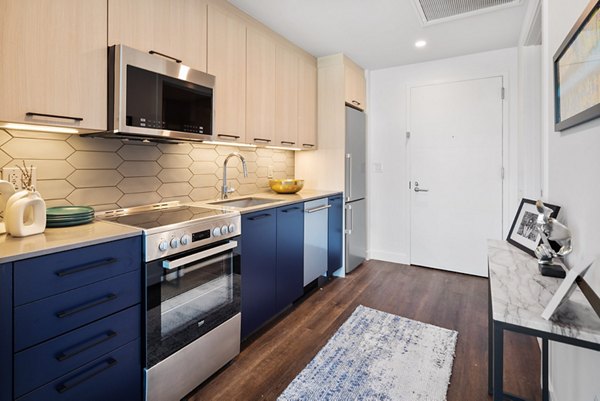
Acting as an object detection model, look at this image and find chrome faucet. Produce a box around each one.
[221,152,248,199]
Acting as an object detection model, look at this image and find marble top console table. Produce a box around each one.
[487,240,600,401]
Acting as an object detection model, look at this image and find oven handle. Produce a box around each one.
[162,240,238,270]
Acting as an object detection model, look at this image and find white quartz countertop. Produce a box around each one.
[0,221,142,264]
[488,239,600,344]
[193,189,343,214]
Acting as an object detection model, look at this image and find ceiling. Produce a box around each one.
[228,0,529,70]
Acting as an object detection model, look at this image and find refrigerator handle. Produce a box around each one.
[345,204,353,234]
[346,153,352,202]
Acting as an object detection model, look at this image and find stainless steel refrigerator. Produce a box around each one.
[345,106,366,273]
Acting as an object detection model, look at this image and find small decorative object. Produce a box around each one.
[269,179,304,194]
[0,179,16,234]
[507,198,560,258]
[542,261,593,320]
[534,200,572,278]
[553,0,600,131]
[4,162,46,237]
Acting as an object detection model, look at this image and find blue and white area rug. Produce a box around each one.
[278,305,458,401]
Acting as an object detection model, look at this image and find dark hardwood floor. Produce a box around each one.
[188,260,541,401]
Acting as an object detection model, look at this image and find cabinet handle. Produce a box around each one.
[217,134,240,140]
[149,50,182,63]
[56,331,117,362]
[56,258,117,277]
[26,112,83,122]
[281,141,295,145]
[56,294,118,319]
[351,100,361,106]
[253,138,271,143]
[302,144,315,148]
[306,204,331,214]
[281,206,301,213]
[248,213,271,221]
[55,357,118,393]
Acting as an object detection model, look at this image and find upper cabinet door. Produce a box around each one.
[0,0,107,131]
[298,56,317,150]
[246,28,276,145]
[344,58,366,111]
[274,45,299,147]
[108,0,207,72]
[208,5,246,143]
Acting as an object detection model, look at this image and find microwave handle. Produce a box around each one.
[162,240,238,270]
[149,50,182,64]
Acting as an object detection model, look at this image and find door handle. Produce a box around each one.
[346,154,352,201]
[345,205,353,234]
[414,181,429,193]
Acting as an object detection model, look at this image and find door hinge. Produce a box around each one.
[406,131,411,139]
[501,167,505,179]
[501,87,505,100]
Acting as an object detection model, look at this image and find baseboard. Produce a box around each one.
[368,250,409,265]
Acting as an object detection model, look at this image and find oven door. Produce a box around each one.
[145,238,240,368]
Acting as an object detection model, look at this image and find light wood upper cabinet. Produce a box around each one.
[207,5,246,143]
[298,57,317,149]
[274,45,299,147]
[108,0,207,72]
[0,0,107,131]
[246,28,276,145]
[344,57,366,111]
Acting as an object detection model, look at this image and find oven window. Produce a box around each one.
[145,241,240,367]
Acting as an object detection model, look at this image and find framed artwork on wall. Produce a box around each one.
[553,0,600,131]
[506,198,561,257]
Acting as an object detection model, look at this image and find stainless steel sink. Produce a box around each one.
[208,197,278,208]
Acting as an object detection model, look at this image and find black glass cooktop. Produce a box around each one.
[101,205,228,229]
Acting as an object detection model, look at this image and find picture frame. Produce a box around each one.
[553,0,600,131]
[506,198,560,257]
[542,261,593,320]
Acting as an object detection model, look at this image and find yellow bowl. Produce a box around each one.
[269,179,304,194]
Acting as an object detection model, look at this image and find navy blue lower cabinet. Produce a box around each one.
[241,210,278,339]
[0,263,12,401]
[327,195,343,276]
[276,204,304,312]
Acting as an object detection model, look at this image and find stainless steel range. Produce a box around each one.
[97,202,241,401]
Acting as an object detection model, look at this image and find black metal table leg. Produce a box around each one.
[488,286,493,395]
[542,338,549,401]
[493,322,504,401]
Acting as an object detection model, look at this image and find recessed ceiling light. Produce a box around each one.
[415,40,427,48]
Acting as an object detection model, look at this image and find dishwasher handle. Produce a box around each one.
[305,204,332,214]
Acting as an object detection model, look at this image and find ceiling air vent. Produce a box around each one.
[412,0,523,25]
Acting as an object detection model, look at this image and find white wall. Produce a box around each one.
[541,0,600,399]
[367,48,520,264]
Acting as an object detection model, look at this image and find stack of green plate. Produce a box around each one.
[46,206,95,228]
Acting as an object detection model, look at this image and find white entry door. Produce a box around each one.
[409,77,503,277]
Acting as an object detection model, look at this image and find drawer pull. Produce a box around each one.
[248,214,271,221]
[281,141,295,145]
[253,138,271,143]
[306,204,332,213]
[281,206,301,213]
[56,294,118,319]
[26,112,83,122]
[149,50,182,63]
[55,357,118,393]
[217,134,240,140]
[302,144,315,148]
[56,330,118,362]
[56,258,118,277]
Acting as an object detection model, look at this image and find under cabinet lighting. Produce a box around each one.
[265,145,302,151]
[415,40,427,48]
[202,140,257,148]
[0,122,79,134]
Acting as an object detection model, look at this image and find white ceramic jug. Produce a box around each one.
[0,180,16,234]
[5,189,46,237]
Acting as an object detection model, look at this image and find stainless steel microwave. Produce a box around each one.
[105,45,215,143]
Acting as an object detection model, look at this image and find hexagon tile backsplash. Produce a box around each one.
[0,129,295,211]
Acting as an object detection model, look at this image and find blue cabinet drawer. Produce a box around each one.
[14,305,140,398]
[14,236,141,306]
[16,339,141,401]
[14,270,141,351]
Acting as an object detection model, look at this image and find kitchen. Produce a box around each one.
[1,0,600,401]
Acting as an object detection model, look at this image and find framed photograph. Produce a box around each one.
[506,199,560,257]
[542,261,593,320]
[553,0,600,131]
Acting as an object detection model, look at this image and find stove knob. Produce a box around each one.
[158,240,168,252]
[212,227,221,237]
[228,224,236,233]
[170,238,180,249]
[180,234,191,246]
[220,225,229,235]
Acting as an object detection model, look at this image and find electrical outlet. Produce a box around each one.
[267,165,274,179]
[2,166,37,191]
